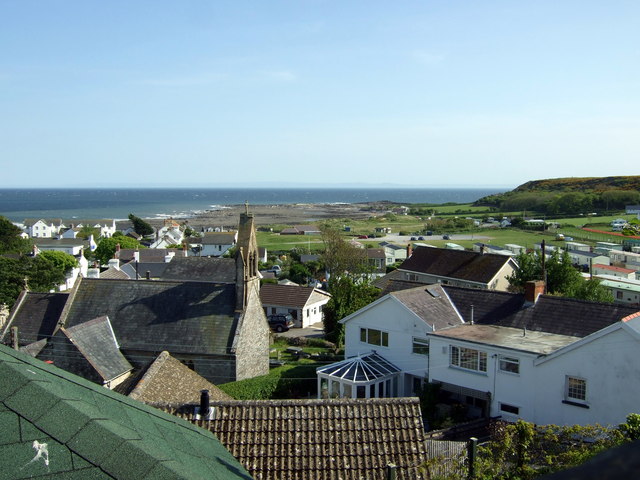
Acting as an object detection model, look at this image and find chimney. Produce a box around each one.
[108,258,120,271]
[407,243,413,258]
[146,271,151,280]
[87,268,100,279]
[115,243,121,259]
[183,243,188,257]
[524,280,545,304]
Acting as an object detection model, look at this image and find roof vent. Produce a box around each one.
[193,389,216,420]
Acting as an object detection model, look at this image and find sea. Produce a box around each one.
[0,187,506,222]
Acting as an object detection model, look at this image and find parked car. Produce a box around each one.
[442,234,450,240]
[268,313,295,332]
[268,265,282,274]
[410,237,417,241]
[357,235,368,239]
[418,236,425,240]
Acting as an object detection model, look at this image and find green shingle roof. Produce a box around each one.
[0,343,252,480]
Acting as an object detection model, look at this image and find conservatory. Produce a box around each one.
[316,352,401,399]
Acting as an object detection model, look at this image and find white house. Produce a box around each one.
[318,284,464,398]
[187,232,237,257]
[260,284,331,328]
[23,218,65,238]
[318,279,640,427]
[592,264,636,280]
[65,219,117,238]
[426,282,640,427]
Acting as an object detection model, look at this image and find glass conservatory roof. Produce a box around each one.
[317,352,401,383]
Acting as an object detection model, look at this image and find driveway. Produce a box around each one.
[276,321,325,339]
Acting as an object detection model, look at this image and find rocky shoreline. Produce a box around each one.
[150,202,396,229]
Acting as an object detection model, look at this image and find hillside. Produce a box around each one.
[474,176,640,213]
[513,176,640,193]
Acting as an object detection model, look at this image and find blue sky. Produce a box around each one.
[1,1,638,188]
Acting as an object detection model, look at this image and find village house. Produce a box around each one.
[260,283,331,328]
[186,231,237,257]
[375,245,517,291]
[22,218,65,238]
[317,280,640,427]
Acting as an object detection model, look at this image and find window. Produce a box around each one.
[499,356,520,374]
[360,328,389,347]
[617,291,623,299]
[566,376,587,402]
[406,273,419,281]
[500,403,520,415]
[450,346,487,372]
[412,338,430,356]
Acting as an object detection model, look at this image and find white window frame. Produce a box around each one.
[498,355,520,375]
[450,345,487,373]
[565,376,587,403]
[412,338,429,356]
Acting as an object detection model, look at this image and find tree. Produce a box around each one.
[322,275,379,345]
[288,263,312,285]
[128,213,154,237]
[319,222,368,279]
[94,236,144,265]
[0,257,27,308]
[77,224,100,240]
[26,254,67,292]
[38,251,78,275]
[0,216,31,254]
[507,249,612,302]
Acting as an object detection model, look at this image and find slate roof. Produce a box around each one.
[100,266,131,280]
[0,343,252,479]
[62,316,132,382]
[61,278,239,356]
[33,238,86,248]
[116,351,232,404]
[198,232,237,245]
[166,397,428,480]
[442,286,640,338]
[398,246,513,284]
[116,248,184,263]
[1,292,69,346]
[120,261,170,279]
[389,284,463,330]
[22,218,63,227]
[159,257,236,283]
[260,284,330,309]
[366,248,387,259]
[373,269,423,295]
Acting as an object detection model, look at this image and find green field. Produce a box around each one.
[256,207,636,254]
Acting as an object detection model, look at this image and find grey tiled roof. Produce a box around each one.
[120,261,170,279]
[167,397,428,480]
[1,292,69,346]
[62,316,132,381]
[442,286,640,338]
[0,344,252,479]
[62,278,238,355]
[117,248,185,262]
[389,284,463,330]
[198,232,237,245]
[398,246,512,284]
[159,256,236,283]
[118,350,232,404]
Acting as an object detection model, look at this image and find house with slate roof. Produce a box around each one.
[37,316,133,389]
[320,284,464,398]
[163,397,428,480]
[22,218,65,238]
[319,279,640,427]
[0,292,69,348]
[260,283,331,328]
[376,246,517,292]
[186,231,237,257]
[427,282,640,426]
[0,343,252,479]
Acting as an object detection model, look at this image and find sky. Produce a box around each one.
[1,1,638,189]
